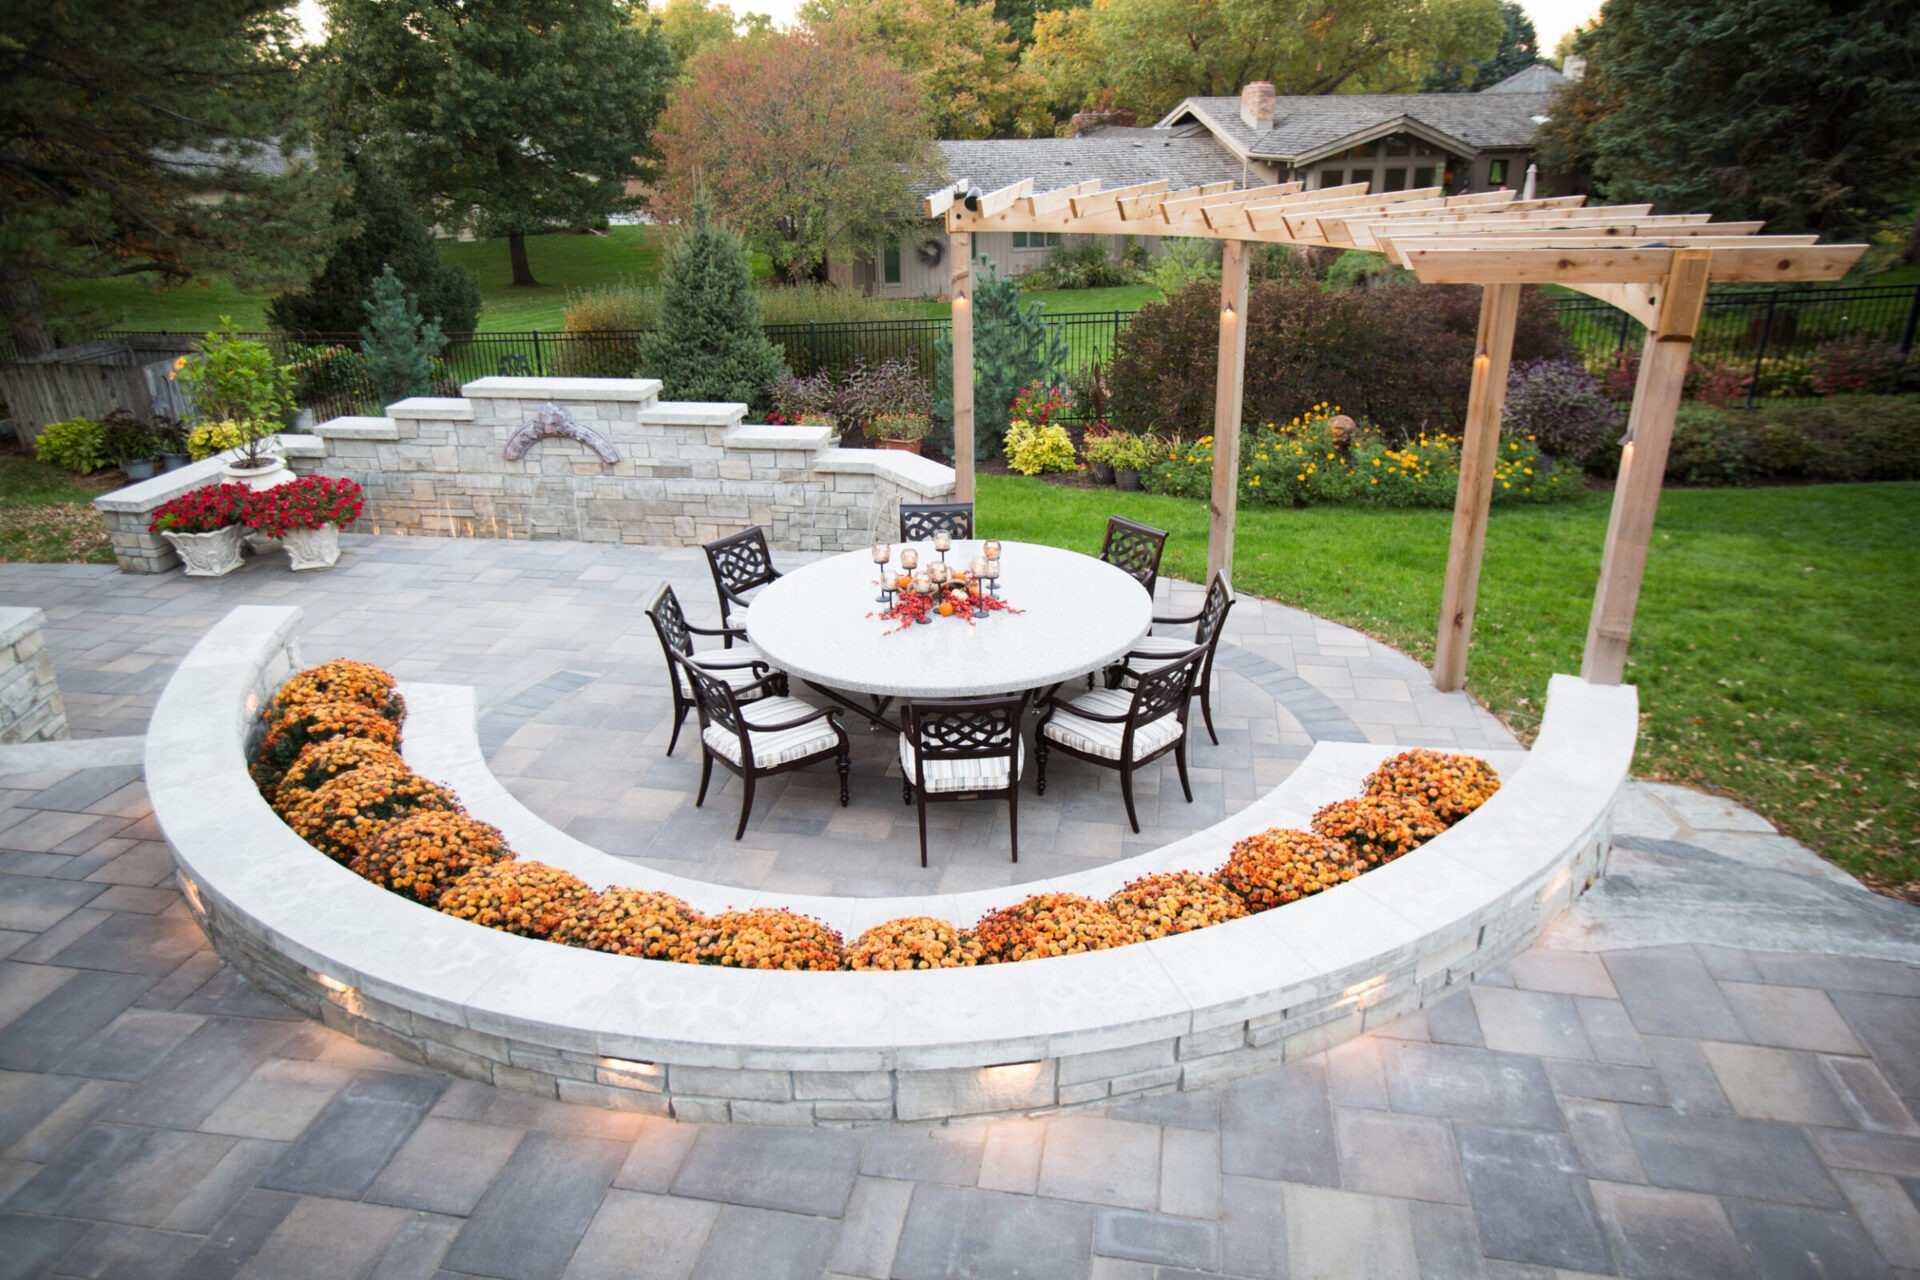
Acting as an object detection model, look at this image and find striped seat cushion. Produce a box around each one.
[702,697,839,767]
[898,735,1025,794]
[1128,634,1193,659]
[674,646,772,700]
[1041,688,1183,760]
[727,603,753,631]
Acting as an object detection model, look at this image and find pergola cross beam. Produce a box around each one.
[920,176,1867,690]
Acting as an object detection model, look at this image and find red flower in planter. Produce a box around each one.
[241,476,364,539]
[148,483,251,534]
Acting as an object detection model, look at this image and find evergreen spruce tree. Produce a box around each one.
[360,267,447,405]
[933,268,1070,458]
[636,190,786,412]
[269,154,480,335]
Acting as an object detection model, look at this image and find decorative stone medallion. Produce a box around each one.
[501,403,621,464]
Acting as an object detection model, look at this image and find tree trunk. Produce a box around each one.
[507,232,540,287]
[1904,202,1920,266]
[0,260,55,360]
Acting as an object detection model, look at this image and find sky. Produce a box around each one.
[295,0,1600,71]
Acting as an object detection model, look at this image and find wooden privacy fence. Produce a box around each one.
[0,337,193,446]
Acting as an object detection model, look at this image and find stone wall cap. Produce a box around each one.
[640,402,748,428]
[386,397,475,421]
[814,447,956,498]
[722,424,832,450]
[91,453,235,513]
[0,606,44,650]
[460,376,663,402]
[277,433,327,459]
[312,416,400,441]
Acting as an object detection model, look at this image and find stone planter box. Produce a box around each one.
[149,604,1637,1124]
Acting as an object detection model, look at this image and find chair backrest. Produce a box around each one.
[671,650,745,740]
[704,527,779,610]
[1100,516,1169,598]
[904,696,1023,775]
[1127,645,1207,739]
[1194,572,1237,648]
[647,584,693,660]
[900,502,975,543]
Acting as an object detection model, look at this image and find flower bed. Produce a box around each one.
[247,659,1502,972]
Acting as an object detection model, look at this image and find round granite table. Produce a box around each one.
[745,540,1153,707]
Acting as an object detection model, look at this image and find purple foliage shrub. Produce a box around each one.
[1502,358,1622,464]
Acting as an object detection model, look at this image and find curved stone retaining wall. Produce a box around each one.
[150,605,1638,1124]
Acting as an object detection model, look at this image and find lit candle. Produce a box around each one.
[871,542,890,564]
[912,571,932,595]
[970,558,987,579]
[983,540,1001,561]
[900,548,918,570]
[933,531,951,554]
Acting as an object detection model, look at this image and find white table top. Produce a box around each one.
[746,540,1154,698]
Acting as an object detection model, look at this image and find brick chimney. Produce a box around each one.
[1240,82,1276,132]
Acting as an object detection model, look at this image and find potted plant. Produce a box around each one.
[1081,424,1117,485]
[1107,431,1160,491]
[243,475,364,570]
[171,319,296,489]
[101,410,159,481]
[148,483,251,577]
[868,413,933,455]
[153,414,192,471]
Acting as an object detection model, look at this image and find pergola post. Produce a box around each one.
[1432,282,1522,691]
[1206,239,1252,585]
[1581,249,1713,684]
[949,230,975,503]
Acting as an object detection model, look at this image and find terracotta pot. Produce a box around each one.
[874,438,923,455]
[161,525,245,578]
[280,522,341,571]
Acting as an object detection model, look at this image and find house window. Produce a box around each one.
[1488,158,1510,186]
[1383,167,1408,192]
[1384,139,1411,157]
[883,236,901,284]
[1319,169,1342,188]
[1414,165,1437,189]
[1349,169,1374,191]
[1010,231,1061,250]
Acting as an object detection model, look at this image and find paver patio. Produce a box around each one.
[0,533,1915,1278]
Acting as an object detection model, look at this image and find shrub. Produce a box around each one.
[1103,430,1163,474]
[355,810,512,904]
[1809,336,1911,397]
[1151,237,1221,295]
[148,483,250,534]
[270,660,405,725]
[972,893,1140,963]
[841,356,934,429]
[1004,421,1076,474]
[1363,749,1501,825]
[1323,250,1405,290]
[934,267,1069,458]
[1502,359,1622,464]
[756,281,911,326]
[1311,795,1447,865]
[690,908,847,970]
[284,763,459,864]
[1107,871,1247,939]
[1215,828,1366,912]
[637,188,786,414]
[1665,403,1757,485]
[1746,396,1920,481]
[33,417,109,473]
[557,285,658,378]
[360,267,447,405]
[284,344,373,419]
[101,410,158,466]
[436,860,597,940]
[869,413,933,443]
[251,700,403,794]
[268,736,408,813]
[552,888,705,961]
[241,476,364,537]
[185,419,270,461]
[847,916,983,969]
[174,319,295,432]
[1020,239,1143,290]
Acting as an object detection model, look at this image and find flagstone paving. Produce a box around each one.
[0,537,1915,1278]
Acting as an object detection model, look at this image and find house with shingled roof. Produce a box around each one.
[832,64,1576,298]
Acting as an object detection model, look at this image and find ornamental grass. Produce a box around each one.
[1363,748,1501,825]
[251,699,402,795]
[269,659,406,725]
[847,916,983,970]
[553,888,705,962]
[1107,871,1248,939]
[690,909,847,970]
[972,893,1141,963]
[1311,795,1448,866]
[282,763,459,864]
[1216,828,1368,912]
[268,736,408,814]
[436,860,598,940]
[353,810,513,905]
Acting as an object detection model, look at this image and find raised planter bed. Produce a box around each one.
[149,605,1637,1124]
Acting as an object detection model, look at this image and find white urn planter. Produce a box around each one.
[223,453,295,492]
[161,526,246,578]
[280,523,342,571]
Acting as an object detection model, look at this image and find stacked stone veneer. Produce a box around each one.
[291,377,955,553]
[0,608,68,744]
[152,605,1638,1125]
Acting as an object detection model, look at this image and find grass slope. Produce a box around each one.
[978,474,1920,890]
[0,455,117,564]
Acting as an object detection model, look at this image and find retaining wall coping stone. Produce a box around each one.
[722,424,832,450]
[0,607,43,651]
[642,402,750,428]
[813,447,956,499]
[278,433,326,459]
[388,397,475,421]
[313,416,401,441]
[152,605,1634,1108]
[460,376,663,402]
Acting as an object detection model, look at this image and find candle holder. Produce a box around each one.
[981,545,1001,598]
[900,548,918,574]
[872,542,893,604]
[931,531,952,568]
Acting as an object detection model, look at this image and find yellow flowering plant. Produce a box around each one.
[848,916,984,969]
[437,860,597,940]
[1107,871,1247,938]
[972,893,1141,962]
[554,888,706,962]
[690,908,848,970]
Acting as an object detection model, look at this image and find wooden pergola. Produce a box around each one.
[926,178,1864,689]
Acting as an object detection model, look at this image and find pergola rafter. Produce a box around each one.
[926,178,1866,691]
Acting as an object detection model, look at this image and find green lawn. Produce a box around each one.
[978,474,1920,891]
[0,455,116,564]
